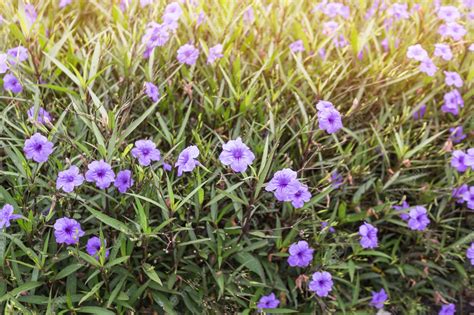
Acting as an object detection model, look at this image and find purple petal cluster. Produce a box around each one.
[452,184,468,204]
[54,217,85,245]
[162,2,183,31]
[132,140,161,166]
[441,90,464,116]
[406,44,428,61]
[387,3,410,20]
[444,71,463,88]
[207,44,223,64]
[438,22,467,41]
[27,106,53,124]
[7,46,28,65]
[85,160,115,189]
[309,271,333,297]
[56,166,84,193]
[419,58,437,77]
[0,54,8,74]
[316,100,343,134]
[3,73,23,93]
[141,23,170,58]
[256,293,279,309]
[451,149,474,173]
[330,170,343,188]
[24,133,54,163]
[439,303,456,315]
[393,200,410,220]
[370,289,388,309]
[177,44,199,66]
[114,170,134,194]
[0,204,21,229]
[175,145,200,176]
[266,169,311,207]
[359,222,378,249]
[412,104,426,120]
[437,6,460,22]
[287,240,314,267]
[462,186,474,210]
[467,243,474,266]
[407,206,430,231]
[434,43,453,61]
[145,82,160,102]
[219,137,255,173]
[289,40,305,53]
[86,236,110,259]
[449,126,466,144]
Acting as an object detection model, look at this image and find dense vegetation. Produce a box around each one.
[0,0,473,314]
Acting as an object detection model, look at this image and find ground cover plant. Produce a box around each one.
[0,0,473,314]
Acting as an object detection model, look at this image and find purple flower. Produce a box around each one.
[140,0,153,7]
[27,106,53,124]
[56,166,84,193]
[219,137,255,173]
[452,184,468,204]
[407,206,430,231]
[163,162,172,171]
[131,140,161,166]
[359,222,378,249]
[86,236,109,259]
[444,71,463,88]
[0,204,21,229]
[59,0,72,8]
[24,4,37,26]
[3,73,23,93]
[330,170,343,189]
[439,303,456,315]
[467,149,474,168]
[388,3,409,20]
[144,82,160,102]
[114,170,134,194]
[463,186,474,210]
[256,293,279,309]
[321,221,336,233]
[441,90,463,116]
[177,44,199,66]
[289,40,305,53]
[287,240,314,267]
[162,3,182,31]
[393,200,410,220]
[467,243,474,265]
[7,46,28,65]
[316,100,335,111]
[265,168,300,201]
[449,126,466,144]
[323,20,339,35]
[207,44,223,64]
[412,104,426,120]
[318,107,343,134]
[289,183,311,208]
[24,133,54,163]
[451,150,468,172]
[437,6,461,22]
[370,289,388,309]
[419,58,437,77]
[243,7,255,24]
[439,22,467,41]
[0,54,9,73]
[85,160,115,189]
[175,145,200,176]
[196,11,206,26]
[309,271,334,297]
[141,23,170,58]
[434,43,453,61]
[406,44,428,61]
[322,2,350,19]
[54,217,85,245]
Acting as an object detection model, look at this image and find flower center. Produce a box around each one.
[141,148,150,156]
[232,148,243,159]
[64,226,72,234]
[66,175,75,183]
[34,143,43,151]
[96,170,105,178]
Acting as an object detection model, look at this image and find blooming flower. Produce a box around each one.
[131,140,161,166]
[452,184,468,204]
[467,243,474,265]
[309,271,333,297]
[437,6,461,22]
[86,236,109,259]
[407,206,430,231]
[219,137,255,173]
[85,160,115,189]
[265,168,301,201]
[466,149,474,168]
[207,44,224,64]
[163,162,172,171]
[56,166,84,193]
[27,106,53,124]
[323,20,339,35]
[439,303,456,315]
[441,90,463,116]
[7,46,28,65]
[59,0,72,8]
[359,222,378,249]
[370,289,388,309]
[289,40,305,53]
[419,58,437,77]
[141,22,170,58]
[54,217,85,245]
[318,107,343,134]
[388,3,409,20]
[412,104,426,120]
[451,150,468,172]
[0,204,21,229]
[438,22,467,41]
[3,73,23,93]
[463,187,474,210]
[175,145,200,176]
[256,293,279,309]
[444,71,463,88]
[113,170,133,194]
[406,44,428,61]
[24,4,37,25]
[434,43,453,61]
[144,82,160,102]
[393,200,410,220]
[316,100,335,111]
[24,133,54,163]
[176,44,199,66]
[287,240,314,267]
[322,2,350,19]
[449,126,466,144]
[289,183,311,208]
[0,54,9,73]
